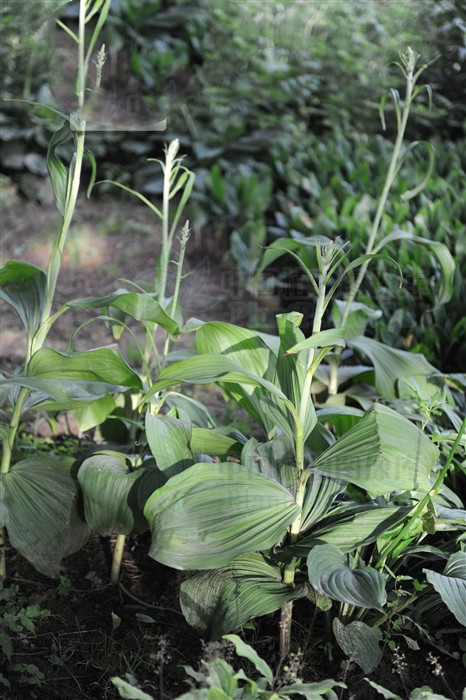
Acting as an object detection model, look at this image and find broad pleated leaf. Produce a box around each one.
[333,619,382,673]
[241,433,297,491]
[196,322,276,380]
[308,544,387,611]
[70,394,116,431]
[424,551,466,626]
[191,427,243,460]
[294,505,409,555]
[349,336,441,399]
[146,413,194,477]
[195,321,280,429]
[27,392,116,430]
[68,290,179,337]
[300,473,345,533]
[1,457,89,577]
[148,354,286,401]
[144,463,300,569]
[28,347,142,389]
[1,375,123,409]
[78,453,149,536]
[180,554,305,639]
[0,261,47,340]
[311,403,437,496]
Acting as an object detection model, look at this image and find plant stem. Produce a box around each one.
[340,50,416,329]
[110,534,126,584]
[1,387,29,475]
[36,120,86,345]
[280,256,328,659]
[1,1,90,478]
[161,222,190,367]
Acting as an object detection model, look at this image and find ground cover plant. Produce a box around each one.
[1,1,466,698]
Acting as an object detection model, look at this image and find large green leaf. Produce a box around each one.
[144,463,300,570]
[195,321,280,430]
[294,505,409,555]
[191,427,243,460]
[307,544,387,611]
[148,354,286,402]
[424,551,466,626]
[145,414,194,477]
[333,619,382,674]
[0,457,89,577]
[0,261,47,341]
[180,553,305,639]
[28,347,142,389]
[300,473,345,533]
[285,328,346,355]
[349,336,442,399]
[68,290,180,337]
[77,452,151,536]
[196,322,276,380]
[311,403,437,496]
[241,433,297,492]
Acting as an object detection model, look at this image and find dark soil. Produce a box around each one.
[3,529,465,700]
[1,186,465,699]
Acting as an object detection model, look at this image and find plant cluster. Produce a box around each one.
[1,1,465,697]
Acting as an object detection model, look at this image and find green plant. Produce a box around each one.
[112,634,345,699]
[0,582,50,689]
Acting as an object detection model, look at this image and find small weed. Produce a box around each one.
[0,583,50,689]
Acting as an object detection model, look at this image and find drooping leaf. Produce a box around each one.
[311,403,437,496]
[180,553,305,639]
[241,433,297,492]
[279,679,347,698]
[373,229,456,305]
[145,413,194,477]
[195,321,280,430]
[0,261,47,341]
[67,290,180,337]
[316,405,364,437]
[28,347,142,389]
[0,457,89,577]
[333,619,382,673]
[307,544,387,611]
[77,452,152,536]
[144,463,300,570]
[285,328,346,354]
[294,505,409,555]
[223,633,273,684]
[349,336,442,399]
[191,427,243,460]
[147,354,286,404]
[424,551,466,626]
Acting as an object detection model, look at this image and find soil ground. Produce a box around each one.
[1,184,465,699]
